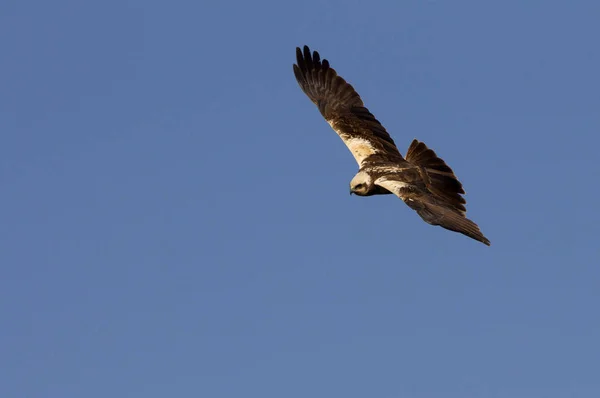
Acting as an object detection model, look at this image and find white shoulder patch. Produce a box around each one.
[347,136,376,158]
[342,136,378,166]
[326,119,378,166]
[375,177,410,197]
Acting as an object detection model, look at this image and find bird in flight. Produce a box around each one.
[293,45,490,246]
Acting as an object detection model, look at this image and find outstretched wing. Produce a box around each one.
[293,45,404,167]
[405,139,467,213]
[375,176,491,246]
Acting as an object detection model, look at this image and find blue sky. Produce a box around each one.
[2,1,599,397]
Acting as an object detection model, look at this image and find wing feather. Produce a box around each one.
[405,200,491,246]
[405,139,467,213]
[375,176,490,246]
[294,45,403,166]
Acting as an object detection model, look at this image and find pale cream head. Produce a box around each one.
[349,170,374,196]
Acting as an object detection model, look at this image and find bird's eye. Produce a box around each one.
[355,184,363,189]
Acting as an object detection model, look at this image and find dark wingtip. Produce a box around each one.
[295,45,332,79]
[295,47,304,69]
[470,228,491,246]
[293,64,304,85]
[303,46,313,70]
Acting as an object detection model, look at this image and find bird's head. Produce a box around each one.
[349,171,374,196]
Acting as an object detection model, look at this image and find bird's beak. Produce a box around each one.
[349,188,354,195]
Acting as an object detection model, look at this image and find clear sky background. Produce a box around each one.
[2,1,599,397]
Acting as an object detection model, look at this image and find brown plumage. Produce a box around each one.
[293,45,490,246]
[406,139,467,213]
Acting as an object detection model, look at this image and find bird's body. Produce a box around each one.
[293,45,491,246]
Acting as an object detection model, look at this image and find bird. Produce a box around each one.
[293,45,490,246]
